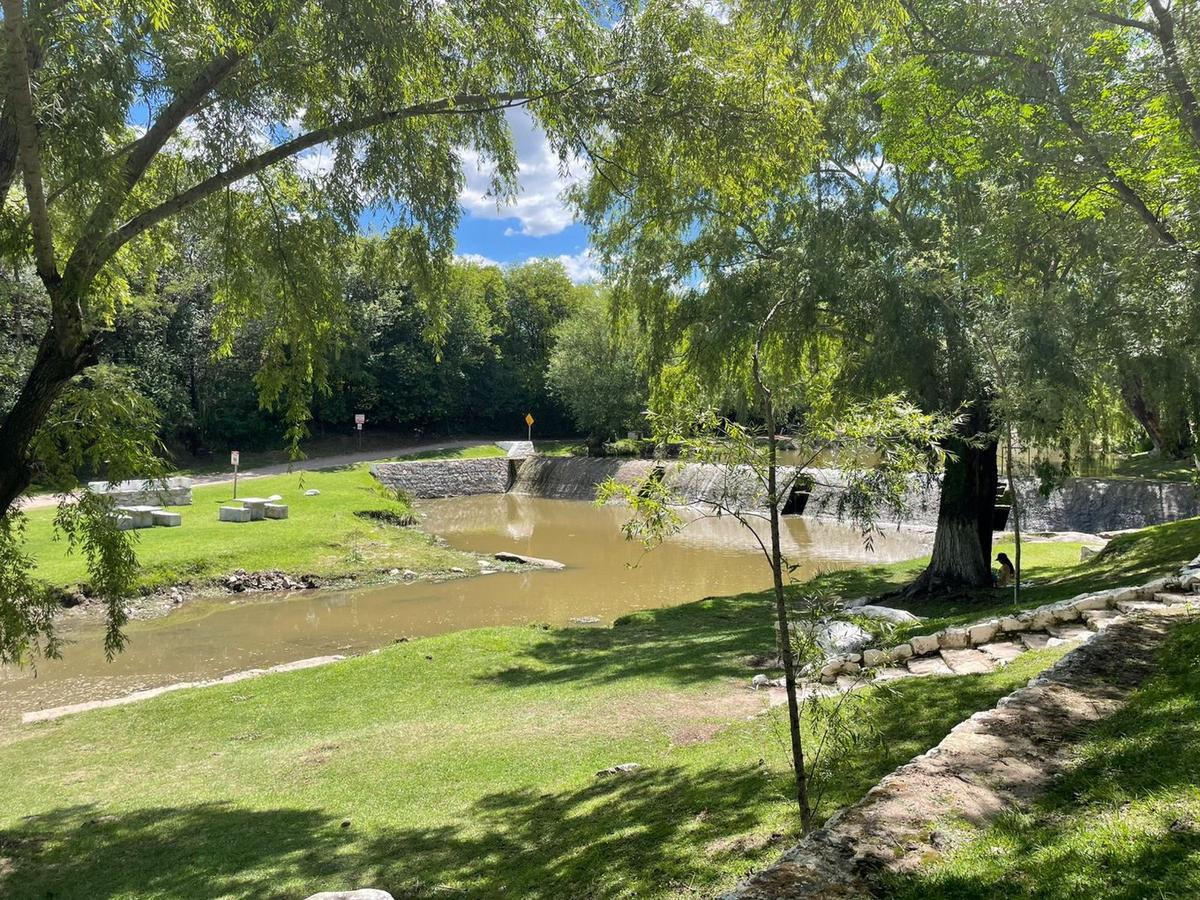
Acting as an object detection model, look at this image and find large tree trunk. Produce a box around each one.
[0,312,94,514]
[901,404,998,596]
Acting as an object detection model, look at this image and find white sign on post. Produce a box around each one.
[354,413,365,425]
[230,450,240,499]
[356,422,363,431]
[230,450,240,466]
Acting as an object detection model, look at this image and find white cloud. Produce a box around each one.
[543,249,601,283]
[454,252,503,269]
[459,109,584,237]
[296,143,337,180]
[453,249,601,284]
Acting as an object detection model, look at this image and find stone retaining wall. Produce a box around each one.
[370,458,516,498]
[87,477,192,506]
[370,456,1199,532]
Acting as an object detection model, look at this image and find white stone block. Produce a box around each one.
[1070,593,1111,613]
[967,621,999,646]
[264,503,289,520]
[999,616,1027,633]
[888,643,914,662]
[909,634,940,656]
[938,628,970,650]
[862,648,888,668]
[219,506,251,523]
[151,510,181,527]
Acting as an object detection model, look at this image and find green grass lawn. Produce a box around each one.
[24,465,473,592]
[880,618,1200,899]
[1109,451,1199,483]
[3,512,1194,897]
[0,588,1066,899]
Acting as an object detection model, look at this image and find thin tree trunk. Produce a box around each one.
[764,396,812,831]
[1004,421,1021,605]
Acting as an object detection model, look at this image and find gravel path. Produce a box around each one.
[17,438,491,510]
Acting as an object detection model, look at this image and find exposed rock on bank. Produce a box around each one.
[493,551,566,569]
[223,569,320,593]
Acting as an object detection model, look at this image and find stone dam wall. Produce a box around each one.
[370,456,1199,532]
[371,458,515,498]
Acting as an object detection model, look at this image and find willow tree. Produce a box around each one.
[881,0,1200,466]
[0,0,610,663]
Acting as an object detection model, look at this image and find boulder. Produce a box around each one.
[815,621,873,658]
[494,551,566,570]
[596,762,641,777]
[851,605,923,625]
[751,674,771,690]
[998,616,1026,633]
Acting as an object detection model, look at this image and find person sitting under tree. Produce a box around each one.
[995,552,1016,587]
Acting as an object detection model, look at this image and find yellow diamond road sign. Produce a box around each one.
[525,413,534,427]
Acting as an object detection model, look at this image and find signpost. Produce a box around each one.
[525,412,534,442]
[230,450,240,499]
[355,413,365,450]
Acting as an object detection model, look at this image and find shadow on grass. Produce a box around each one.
[0,765,781,900]
[481,591,778,689]
[880,622,1200,899]
[0,662,1049,899]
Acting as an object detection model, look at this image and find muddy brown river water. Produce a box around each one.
[0,495,929,731]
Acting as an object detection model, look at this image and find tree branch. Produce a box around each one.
[100,89,581,264]
[2,0,57,287]
[1146,0,1200,150]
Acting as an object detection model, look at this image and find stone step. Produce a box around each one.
[1045,623,1095,643]
[906,655,955,677]
[939,648,996,675]
[1154,592,1195,606]
[1018,631,1061,651]
[871,666,914,682]
[1082,609,1122,631]
[1117,599,1168,614]
[977,641,1024,665]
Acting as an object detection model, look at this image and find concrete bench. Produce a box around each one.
[151,510,182,527]
[114,514,135,531]
[264,503,288,520]
[219,506,252,523]
[115,505,159,529]
[238,497,270,521]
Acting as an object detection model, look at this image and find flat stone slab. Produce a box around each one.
[1154,591,1196,605]
[493,552,566,570]
[1018,631,1059,651]
[977,641,1024,664]
[905,655,954,677]
[1046,623,1095,643]
[23,655,346,724]
[1117,599,1169,614]
[151,510,181,527]
[871,666,913,682]
[939,648,996,675]
[264,503,289,519]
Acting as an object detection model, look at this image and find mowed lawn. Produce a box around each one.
[23,464,473,591]
[0,589,1066,899]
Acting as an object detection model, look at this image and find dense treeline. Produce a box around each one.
[1,246,650,460]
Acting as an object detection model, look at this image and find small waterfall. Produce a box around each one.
[508,457,797,511]
[508,457,659,501]
[663,462,797,511]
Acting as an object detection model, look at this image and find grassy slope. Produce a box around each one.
[0,589,1065,900]
[24,465,473,591]
[881,619,1200,900]
[801,517,1200,643]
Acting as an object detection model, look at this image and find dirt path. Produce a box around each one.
[17,438,491,510]
[723,607,1194,899]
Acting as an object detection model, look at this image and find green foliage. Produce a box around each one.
[546,290,649,440]
[0,512,58,666]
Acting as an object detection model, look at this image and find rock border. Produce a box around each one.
[724,604,1195,899]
